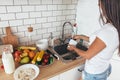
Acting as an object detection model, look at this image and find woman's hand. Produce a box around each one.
[67,44,76,51]
[73,35,81,40]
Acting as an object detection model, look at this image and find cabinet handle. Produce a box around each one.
[78,69,83,72]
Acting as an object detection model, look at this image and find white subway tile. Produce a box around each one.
[57,5,67,10]
[36,18,47,23]
[53,11,62,16]
[31,24,42,29]
[14,0,28,5]
[42,23,52,28]
[30,12,41,18]
[0,21,9,28]
[53,0,62,4]
[35,5,47,11]
[37,28,47,34]
[57,16,66,21]
[16,13,29,19]
[17,25,28,32]
[28,0,41,5]
[48,5,57,10]
[7,6,21,13]
[63,10,76,15]
[52,21,61,27]
[42,0,52,4]
[0,13,15,20]
[42,33,50,39]
[47,27,56,33]
[9,20,23,26]
[67,5,76,9]
[66,15,76,20]
[48,17,56,22]
[72,0,78,4]
[0,0,13,5]
[32,35,42,41]
[0,6,6,13]
[22,6,35,12]
[24,19,35,25]
[63,0,72,4]
[15,32,25,38]
[42,11,52,17]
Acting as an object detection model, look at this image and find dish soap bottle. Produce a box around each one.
[2,47,15,74]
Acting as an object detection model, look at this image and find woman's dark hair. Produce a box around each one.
[99,0,120,53]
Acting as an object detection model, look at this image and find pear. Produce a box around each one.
[20,56,30,64]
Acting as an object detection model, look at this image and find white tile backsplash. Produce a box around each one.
[0,0,13,5]
[0,21,9,28]
[22,6,35,12]
[35,5,47,11]
[0,13,15,20]
[30,12,42,18]
[36,18,47,23]
[16,13,29,19]
[0,7,6,13]
[28,0,41,5]
[9,20,23,26]
[24,19,35,25]
[7,6,21,13]
[48,5,57,10]
[42,0,52,4]
[53,0,62,4]
[14,0,28,5]
[0,0,77,45]
[42,11,52,17]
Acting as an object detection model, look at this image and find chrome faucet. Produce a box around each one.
[60,22,74,44]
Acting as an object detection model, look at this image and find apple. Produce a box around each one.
[15,56,21,62]
[44,58,48,63]
[14,51,21,58]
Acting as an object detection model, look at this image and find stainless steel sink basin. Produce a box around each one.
[49,42,88,63]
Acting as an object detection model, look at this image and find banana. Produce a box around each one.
[20,46,36,50]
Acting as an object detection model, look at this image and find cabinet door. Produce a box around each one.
[60,66,83,80]
[108,59,120,80]
[48,75,60,80]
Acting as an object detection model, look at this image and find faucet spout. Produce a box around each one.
[61,22,73,44]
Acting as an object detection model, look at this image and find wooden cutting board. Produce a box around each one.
[1,27,19,48]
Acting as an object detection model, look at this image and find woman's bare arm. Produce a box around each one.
[68,37,106,60]
[73,35,89,42]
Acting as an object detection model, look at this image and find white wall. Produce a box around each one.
[0,0,78,45]
[76,0,101,36]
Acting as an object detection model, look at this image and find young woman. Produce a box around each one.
[68,0,120,80]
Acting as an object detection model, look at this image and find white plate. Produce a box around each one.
[14,64,40,80]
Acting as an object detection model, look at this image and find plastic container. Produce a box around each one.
[2,47,15,74]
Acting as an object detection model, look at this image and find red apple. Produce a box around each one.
[14,51,21,58]
[15,56,21,62]
[44,58,48,63]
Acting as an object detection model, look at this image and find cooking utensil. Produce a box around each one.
[1,27,19,48]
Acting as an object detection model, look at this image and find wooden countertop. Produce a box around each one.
[0,58,85,80]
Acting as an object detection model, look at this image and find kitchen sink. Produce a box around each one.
[49,42,88,63]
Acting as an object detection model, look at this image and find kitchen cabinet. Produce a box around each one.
[48,75,60,80]
[59,66,82,80]
[48,64,84,80]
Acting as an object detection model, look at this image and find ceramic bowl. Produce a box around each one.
[36,39,48,50]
